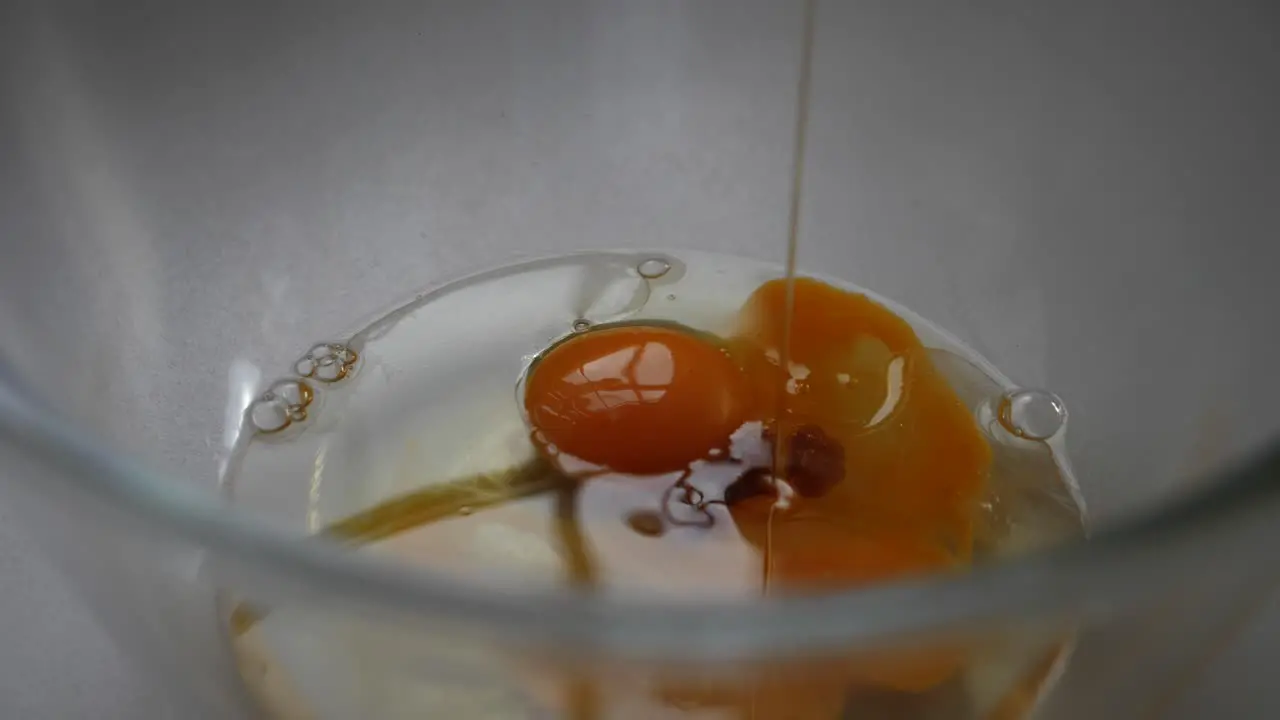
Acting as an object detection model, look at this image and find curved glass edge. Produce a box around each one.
[2,359,1278,662]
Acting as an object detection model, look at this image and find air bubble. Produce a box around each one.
[294,357,316,376]
[249,397,290,434]
[248,379,315,434]
[998,389,1068,440]
[572,319,592,332]
[297,342,359,383]
[637,258,672,279]
[314,358,343,382]
[270,379,314,409]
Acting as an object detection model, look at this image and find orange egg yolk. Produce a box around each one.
[724,277,992,693]
[523,324,753,475]
[728,277,991,564]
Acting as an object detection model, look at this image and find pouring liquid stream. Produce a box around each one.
[765,0,817,598]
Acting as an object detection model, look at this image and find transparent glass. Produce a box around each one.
[1,2,1278,718]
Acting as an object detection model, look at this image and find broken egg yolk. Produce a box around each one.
[728,277,992,559]
[523,324,753,475]
[724,277,992,694]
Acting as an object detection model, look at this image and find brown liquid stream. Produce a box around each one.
[228,460,570,635]
[765,0,817,600]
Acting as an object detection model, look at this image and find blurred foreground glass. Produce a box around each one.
[1,2,1278,718]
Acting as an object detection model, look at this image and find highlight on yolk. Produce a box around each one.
[523,324,752,475]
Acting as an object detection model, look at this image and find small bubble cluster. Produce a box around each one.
[294,343,359,383]
[249,379,315,434]
[249,342,358,435]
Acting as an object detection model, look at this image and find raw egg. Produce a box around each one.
[523,324,753,475]
[723,277,991,693]
[522,280,990,695]
[729,278,991,561]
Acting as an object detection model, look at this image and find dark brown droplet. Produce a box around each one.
[723,467,774,506]
[785,425,845,498]
[625,509,666,537]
